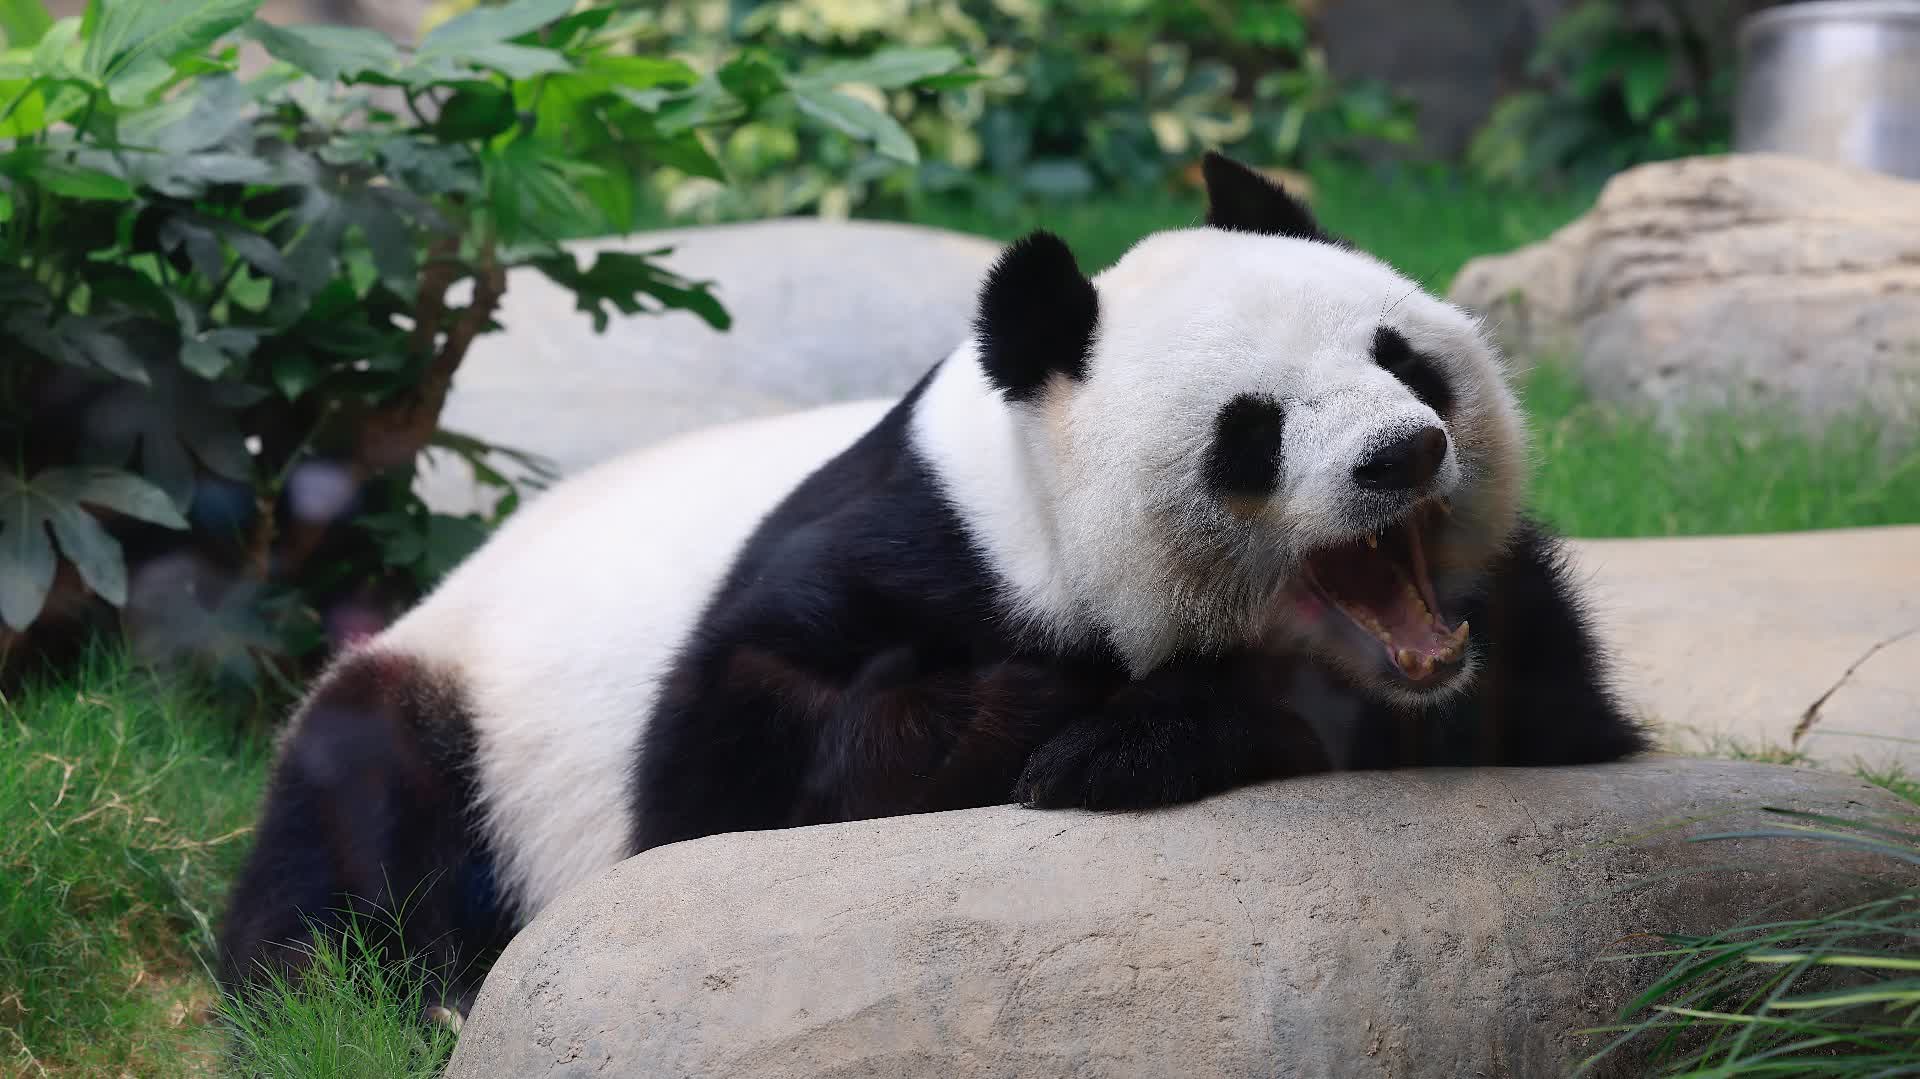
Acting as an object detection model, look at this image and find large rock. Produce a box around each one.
[1448,154,1920,433]
[448,759,1912,1079]
[417,220,999,514]
[1567,525,1920,770]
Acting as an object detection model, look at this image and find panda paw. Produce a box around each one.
[1012,715,1209,811]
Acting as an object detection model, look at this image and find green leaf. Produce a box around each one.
[1622,49,1670,122]
[456,41,570,80]
[0,79,47,138]
[796,47,964,91]
[0,464,184,628]
[527,248,729,332]
[37,161,133,200]
[582,54,696,92]
[39,466,191,528]
[790,85,916,164]
[271,351,320,400]
[0,477,55,630]
[179,326,259,378]
[80,0,261,85]
[435,83,518,141]
[0,0,51,49]
[244,20,397,82]
[44,499,123,604]
[418,0,574,56]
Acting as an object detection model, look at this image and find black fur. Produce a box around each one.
[1372,326,1455,416]
[1345,518,1652,770]
[973,231,1100,403]
[631,370,1123,852]
[1205,392,1286,498]
[1201,151,1330,242]
[217,652,510,1014]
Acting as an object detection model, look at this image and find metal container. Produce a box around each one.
[1735,0,1920,179]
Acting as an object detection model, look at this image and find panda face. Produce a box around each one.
[930,154,1527,705]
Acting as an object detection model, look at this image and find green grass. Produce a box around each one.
[1577,800,1920,1077]
[1523,363,1920,538]
[216,911,458,1079]
[1,648,265,1076]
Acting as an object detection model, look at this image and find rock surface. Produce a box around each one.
[417,219,998,514]
[1448,153,1920,432]
[1567,525,1920,770]
[448,759,1912,1079]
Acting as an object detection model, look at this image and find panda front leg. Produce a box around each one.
[1013,652,1331,811]
[1459,519,1653,767]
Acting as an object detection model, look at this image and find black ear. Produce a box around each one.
[972,230,1099,403]
[1201,151,1328,242]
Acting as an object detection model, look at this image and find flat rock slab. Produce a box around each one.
[449,759,1912,1079]
[418,220,998,515]
[1567,525,1920,769]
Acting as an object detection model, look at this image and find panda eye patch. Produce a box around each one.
[1372,326,1455,415]
[1205,392,1286,499]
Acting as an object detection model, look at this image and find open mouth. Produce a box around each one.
[1304,502,1467,686]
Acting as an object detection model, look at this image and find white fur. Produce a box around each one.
[376,399,889,916]
[914,226,1521,675]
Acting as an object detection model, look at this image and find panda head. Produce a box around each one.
[951,152,1528,705]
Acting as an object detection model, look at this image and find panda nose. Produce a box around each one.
[1353,426,1448,491]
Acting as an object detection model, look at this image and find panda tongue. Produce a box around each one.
[1307,522,1468,680]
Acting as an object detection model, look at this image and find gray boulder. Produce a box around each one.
[447,758,1912,1079]
[1448,153,1920,434]
[417,219,999,515]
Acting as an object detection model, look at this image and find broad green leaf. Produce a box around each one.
[37,160,132,199]
[435,83,518,141]
[31,15,79,77]
[82,365,257,502]
[418,0,574,56]
[527,248,729,332]
[271,351,320,400]
[44,499,124,604]
[790,85,916,164]
[0,0,51,49]
[244,20,397,82]
[456,41,570,80]
[796,47,964,91]
[103,48,172,105]
[582,54,696,92]
[0,79,43,137]
[61,317,149,383]
[179,326,259,378]
[81,0,260,85]
[39,467,190,528]
[0,464,183,627]
[0,477,54,629]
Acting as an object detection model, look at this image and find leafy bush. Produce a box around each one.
[607,0,1415,220]
[0,0,958,688]
[1468,1,1740,186]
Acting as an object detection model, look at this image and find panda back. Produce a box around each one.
[378,396,892,916]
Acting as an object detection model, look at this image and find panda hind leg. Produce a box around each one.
[215,651,511,1019]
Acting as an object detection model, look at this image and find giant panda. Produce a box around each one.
[217,154,1647,1014]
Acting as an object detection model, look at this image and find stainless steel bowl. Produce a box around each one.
[1736,0,1920,179]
